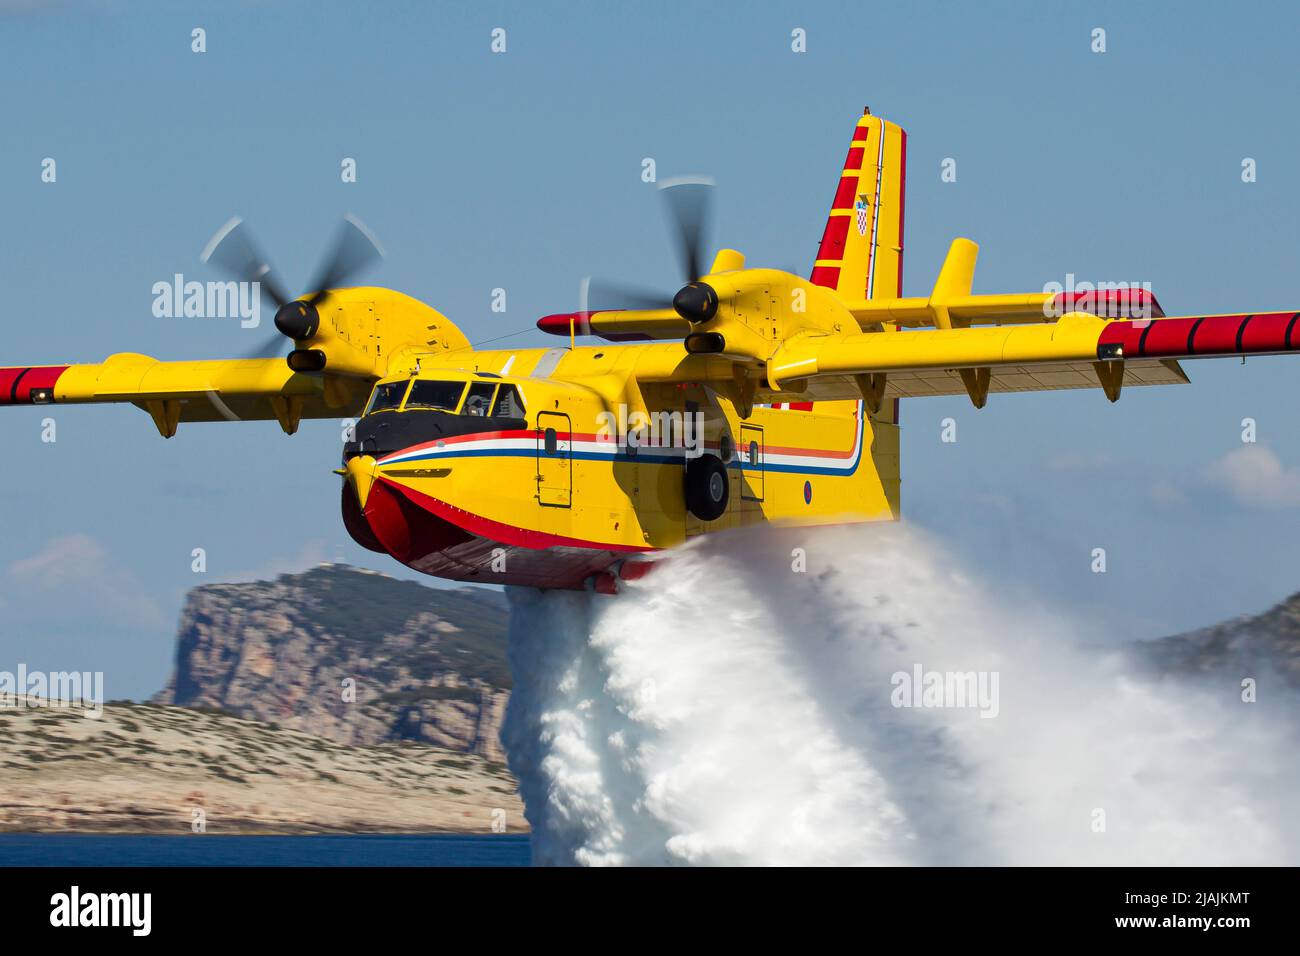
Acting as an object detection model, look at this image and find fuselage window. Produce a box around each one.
[492,384,526,418]
[365,380,410,415]
[462,382,496,417]
[404,380,466,413]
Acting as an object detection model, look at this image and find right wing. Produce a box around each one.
[0,353,372,436]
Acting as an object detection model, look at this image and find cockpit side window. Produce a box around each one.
[365,381,410,415]
[404,380,467,412]
[461,382,496,417]
[492,384,526,418]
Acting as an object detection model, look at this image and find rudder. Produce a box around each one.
[810,109,907,302]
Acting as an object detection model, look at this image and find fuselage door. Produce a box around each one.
[536,411,573,508]
[740,423,764,502]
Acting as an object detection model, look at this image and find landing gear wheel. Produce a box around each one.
[685,454,729,522]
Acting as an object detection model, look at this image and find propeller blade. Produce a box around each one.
[658,176,714,283]
[200,217,292,310]
[580,277,674,314]
[306,213,386,307]
[239,332,285,360]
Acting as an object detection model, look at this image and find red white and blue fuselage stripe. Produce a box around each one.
[377,403,867,478]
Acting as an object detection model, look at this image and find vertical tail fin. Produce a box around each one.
[810,109,907,301]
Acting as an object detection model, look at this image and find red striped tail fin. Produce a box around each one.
[811,110,907,302]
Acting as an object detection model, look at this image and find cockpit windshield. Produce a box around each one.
[364,381,409,415]
[404,380,467,412]
[362,378,521,418]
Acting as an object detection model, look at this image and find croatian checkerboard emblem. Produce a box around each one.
[855,195,870,236]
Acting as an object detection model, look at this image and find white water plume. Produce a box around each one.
[500,522,1300,866]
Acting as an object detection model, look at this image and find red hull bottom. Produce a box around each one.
[353,477,648,591]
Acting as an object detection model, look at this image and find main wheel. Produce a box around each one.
[685,454,729,521]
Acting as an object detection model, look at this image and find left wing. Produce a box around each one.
[763,309,1298,406]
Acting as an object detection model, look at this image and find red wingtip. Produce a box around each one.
[537,312,594,336]
[0,365,69,405]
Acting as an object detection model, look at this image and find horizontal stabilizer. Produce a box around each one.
[847,287,1164,330]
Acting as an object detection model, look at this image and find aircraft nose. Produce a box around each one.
[345,454,377,509]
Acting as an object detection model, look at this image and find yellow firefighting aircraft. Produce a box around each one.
[4,108,1297,590]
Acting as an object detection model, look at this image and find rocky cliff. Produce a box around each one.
[1136,591,1300,688]
[153,565,513,762]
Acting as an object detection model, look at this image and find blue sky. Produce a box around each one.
[3,0,1300,698]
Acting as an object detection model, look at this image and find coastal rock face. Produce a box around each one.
[153,565,512,762]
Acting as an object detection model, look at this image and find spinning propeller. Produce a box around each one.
[200,213,385,359]
[585,176,719,324]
